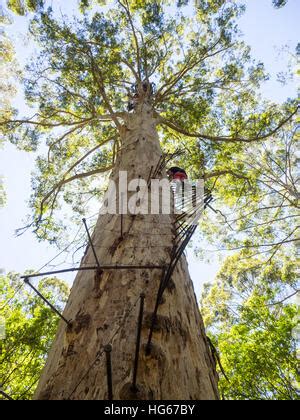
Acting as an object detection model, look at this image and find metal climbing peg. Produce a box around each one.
[23,277,71,326]
[104,344,113,400]
[82,218,101,269]
[131,293,145,392]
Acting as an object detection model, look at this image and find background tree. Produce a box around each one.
[0,9,18,130]
[0,273,69,400]
[197,122,299,263]
[5,0,44,16]
[272,0,288,8]
[0,179,5,207]
[201,253,299,400]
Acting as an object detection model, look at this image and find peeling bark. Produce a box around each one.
[34,104,219,400]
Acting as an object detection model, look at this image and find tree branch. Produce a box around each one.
[267,290,299,306]
[38,136,116,222]
[0,116,95,129]
[159,107,298,143]
[120,58,140,80]
[89,51,122,131]
[118,0,142,79]
[155,43,232,104]
[204,169,252,187]
[47,124,86,163]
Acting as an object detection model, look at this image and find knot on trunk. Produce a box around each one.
[67,311,91,336]
[38,384,53,400]
[143,313,188,346]
[142,342,166,362]
[119,383,147,400]
[93,269,104,297]
[166,278,176,292]
[74,312,91,334]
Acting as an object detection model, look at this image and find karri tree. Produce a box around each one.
[1,0,297,400]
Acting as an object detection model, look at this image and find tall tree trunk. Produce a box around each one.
[34,105,219,400]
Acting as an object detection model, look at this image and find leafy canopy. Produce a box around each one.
[197,122,299,264]
[0,0,297,243]
[0,272,69,400]
[201,253,299,400]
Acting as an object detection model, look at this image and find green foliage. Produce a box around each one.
[0,176,6,207]
[201,254,299,400]
[2,0,295,242]
[0,272,69,400]
[0,6,21,207]
[0,7,19,132]
[196,123,299,265]
[6,0,25,15]
[272,0,288,8]
[6,0,44,16]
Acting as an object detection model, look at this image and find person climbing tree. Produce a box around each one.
[167,167,188,182]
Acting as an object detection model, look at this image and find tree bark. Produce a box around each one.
[34,104,219,400]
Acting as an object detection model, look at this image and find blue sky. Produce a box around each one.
[0,0,299,299]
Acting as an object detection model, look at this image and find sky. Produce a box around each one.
[0,0,299,300]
